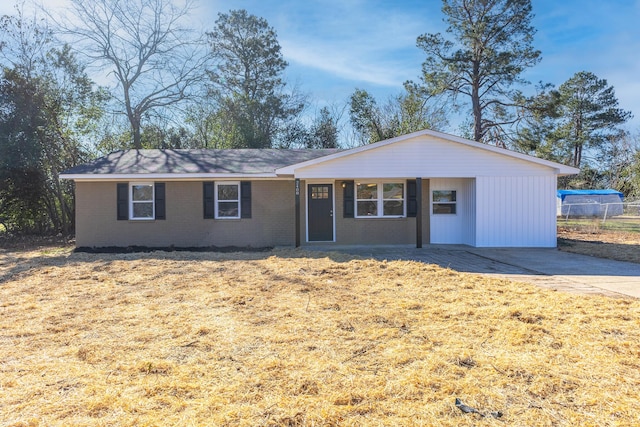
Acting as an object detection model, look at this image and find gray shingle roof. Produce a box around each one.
[62,149,341,176]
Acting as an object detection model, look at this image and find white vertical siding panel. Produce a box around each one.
[497,178,504,241]
[514,176,524,244]
[510,176,533,241]
[525,177,535,244]
[464,179,476,246]
[482,178,491,246]
[512,175,521,246]
[475,175,556,247]
[543,176,558,246]
[496,178,503,243]
[525,176,537,246]
[475,177,487,246]
[430,178,475,244]
[504,176,513,245]
[532,176,542,245]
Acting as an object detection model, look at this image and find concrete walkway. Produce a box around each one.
[305,245,640,299]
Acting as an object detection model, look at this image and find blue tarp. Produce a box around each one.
[557,189,624,201]
[557,189,624,216]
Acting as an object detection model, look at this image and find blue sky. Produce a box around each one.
[3,0,639,132]
[199,0,640,132]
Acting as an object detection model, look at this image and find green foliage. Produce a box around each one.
[552,72,631,168]
[349,89,387,144]
[517,72,633,190]
[140,125,196,149]
[206,10,304,148]
[0,8,105,234]
[599,133,640,198]
[623,150,640,199]
[185,103,222,148]
[277,107,341,149]
[307,107,339,149]
[416,0,540,142]
[349,86,448,145]
[517,73,640,197]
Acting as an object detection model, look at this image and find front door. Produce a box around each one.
[308,184,334,241]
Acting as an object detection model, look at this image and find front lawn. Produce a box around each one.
[1,248,639,426]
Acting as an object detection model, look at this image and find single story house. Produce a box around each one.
[557,189,624,217]
[61,129,579,249]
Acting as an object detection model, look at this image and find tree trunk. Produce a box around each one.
[573,113,583,168]
[472,61,483,142]
[574,144,582,169]
[132,114,142,149]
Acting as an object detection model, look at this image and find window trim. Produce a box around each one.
[215,181,241,219]
[432,190,457,215]
[354,181,406,218]
[129,182,155,220]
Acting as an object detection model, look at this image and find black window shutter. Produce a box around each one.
[154,183,166,220]
[117,183,128,220]
[407,179,417,217]
[343,180,354,218]
[240,181,252,219]
[203,182,215,219]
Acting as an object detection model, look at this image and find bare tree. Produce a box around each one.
[57,0,210,148]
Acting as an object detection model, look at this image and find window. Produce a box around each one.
[130,183,154,220]
[355,182,404,218]
[117,182,165,221]
[215,181,240,219]
[311,185,329,199]
[203,181,251,220]
[383,183,404,216]
[433,190,456,214]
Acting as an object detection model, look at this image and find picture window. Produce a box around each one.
[355,182,405,218]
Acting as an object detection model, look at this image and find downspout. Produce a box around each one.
[295,178,301,247]
[416,177,423,248]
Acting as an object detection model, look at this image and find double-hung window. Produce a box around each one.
[355,182,405,218]
[215,181,240,219]
[130,183,154,220]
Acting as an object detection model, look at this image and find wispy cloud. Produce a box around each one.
[270,0,444,88]
[281,40,408,87]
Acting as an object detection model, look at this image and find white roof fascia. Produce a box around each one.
[60,172,283,181]
[275,129,581,176]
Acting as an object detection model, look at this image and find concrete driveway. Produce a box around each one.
[307,245,640,299]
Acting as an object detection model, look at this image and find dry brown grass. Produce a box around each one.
[1,246,639,426]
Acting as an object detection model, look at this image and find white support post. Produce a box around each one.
[602,203,609,225]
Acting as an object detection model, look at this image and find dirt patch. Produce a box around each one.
[1,247,639,426]
[0,233,75,251]
[558,227,640,264]
[75,245,273,254]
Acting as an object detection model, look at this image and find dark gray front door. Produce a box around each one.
[308,184,333,241]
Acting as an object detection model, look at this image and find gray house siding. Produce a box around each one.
[299,179,430,246]
[75,180,295,248]
[64,131,579,248]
